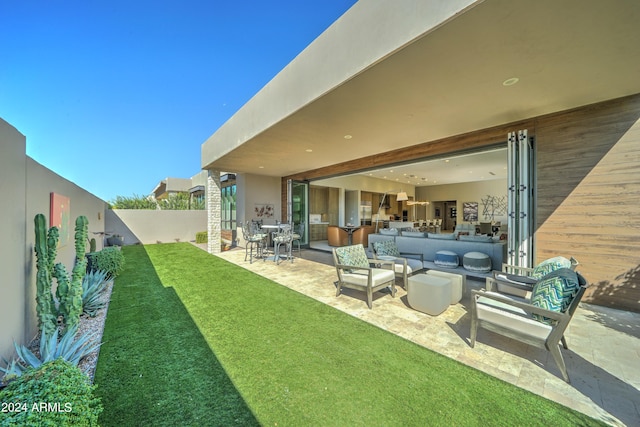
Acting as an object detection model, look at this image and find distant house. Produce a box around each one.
[150,171,221,210]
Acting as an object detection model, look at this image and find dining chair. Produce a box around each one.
[291,221,305,253]
[272,224,293,264]
[242,221,266,264]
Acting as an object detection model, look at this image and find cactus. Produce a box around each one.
[56,216,88,332]
[34,214,57,336]
[89,237,96,253]
[34,213,90,334]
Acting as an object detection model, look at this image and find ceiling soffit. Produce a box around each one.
[204,0,640,180]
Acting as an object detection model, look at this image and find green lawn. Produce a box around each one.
[94,243,604,426]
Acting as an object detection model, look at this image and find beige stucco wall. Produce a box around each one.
[106,209,207,244]
[236,173,282,224]
[0,118,107,359]
[24,158,107,340]
[0,119,27,361]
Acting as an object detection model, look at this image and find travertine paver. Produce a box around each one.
[208,246,640,427]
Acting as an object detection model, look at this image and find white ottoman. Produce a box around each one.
[407,274,451,316]
[425,270,464,304]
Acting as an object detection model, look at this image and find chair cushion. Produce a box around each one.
[532,256,574,279]
[342,269,395,287]
[463,252,492,272]
[434,250,459,268]
[335,244,369,273]
[373,240,400,257]
[530,268,580,324]
[476,293,552,341]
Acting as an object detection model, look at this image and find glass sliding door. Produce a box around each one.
[287,179,309,246]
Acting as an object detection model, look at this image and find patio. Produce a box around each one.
[211,245,640,427]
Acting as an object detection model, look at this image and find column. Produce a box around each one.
[207,169,221,254]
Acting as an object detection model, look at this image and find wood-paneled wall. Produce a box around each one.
[280,94,640,312]
[535,95,640,311]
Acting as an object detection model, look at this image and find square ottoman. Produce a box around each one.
[407,274,451,316]
[425,270,465,304]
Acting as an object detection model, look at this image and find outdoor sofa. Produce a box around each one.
[368,230,507,279]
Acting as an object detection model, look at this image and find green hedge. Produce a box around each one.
[0,359,102,426]
[86,247,125,279]
[195,231,208,243]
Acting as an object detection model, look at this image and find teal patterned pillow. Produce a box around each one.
[531,268,580,324]
[532,256,572,279]
[335,244,369,273]
[373,240,400,257]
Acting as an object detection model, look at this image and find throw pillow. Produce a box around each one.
[335,244,369,274]
[532,256,573,279]
[530,268,580,324]
[374,240,400,257]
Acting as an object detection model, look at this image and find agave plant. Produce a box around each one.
[82,269,110,317]
[1,327,101,381]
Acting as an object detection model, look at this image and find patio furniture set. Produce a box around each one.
[333,242,587,382]
[241,221,303,265]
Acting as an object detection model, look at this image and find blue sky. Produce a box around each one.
[1,0,357,202]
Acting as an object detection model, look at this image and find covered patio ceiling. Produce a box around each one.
[201,0,640,179]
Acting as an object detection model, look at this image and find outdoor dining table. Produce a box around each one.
[261,224,288,262]
[340,225,361,245]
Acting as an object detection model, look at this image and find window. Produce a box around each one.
[221,184,237,231]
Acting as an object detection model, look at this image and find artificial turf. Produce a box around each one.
[94,243,605,426]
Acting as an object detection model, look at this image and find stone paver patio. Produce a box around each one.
[207,245,640,427]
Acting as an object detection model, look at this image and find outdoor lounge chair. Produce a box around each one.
[371,240,424,289]
[489,256,579,297]
[332,244,396,309]
[471,268,588,382]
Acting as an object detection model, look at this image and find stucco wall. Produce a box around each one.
[0,118,107,360]
[106,209,207,244]
[237,173,282,224]
[24,158,107,340]
[0,120,27,362]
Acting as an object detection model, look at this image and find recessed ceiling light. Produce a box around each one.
[344,135,352,139]
[259,166,264,169]
[503,77,519,86]
[305,149,313,153]
[445,159,450,163]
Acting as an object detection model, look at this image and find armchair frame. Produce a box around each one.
[332,247,396,309]
[371,243,424,289]
[470,278,587,382]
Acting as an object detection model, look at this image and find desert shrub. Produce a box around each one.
[1,327,100,381]
[195,231,208,243]
[86,247,125,278]
[81,270,110,317]
[0,359,102,426]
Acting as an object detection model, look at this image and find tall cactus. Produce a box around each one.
[55,215,88,332]
[34,214,58,336]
